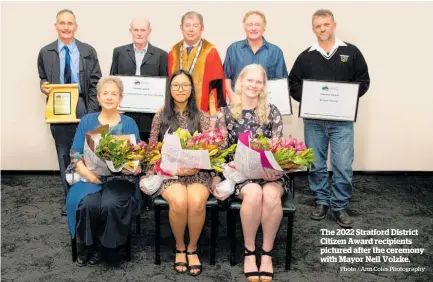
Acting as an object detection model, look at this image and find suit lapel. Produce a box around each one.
[141,44,154,66]
[126,44,136,65]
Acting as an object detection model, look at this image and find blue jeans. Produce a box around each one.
[304,119,354,211]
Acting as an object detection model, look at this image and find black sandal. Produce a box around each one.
[174,249,187,273]
[244,247,260,282]
[259,248,274,281]
[186,249,202,276]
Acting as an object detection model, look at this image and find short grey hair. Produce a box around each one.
[312,9,335,23]
[56,9,76,22]
[96,76,124,96]
[181,11,204,26]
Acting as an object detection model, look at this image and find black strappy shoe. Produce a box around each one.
[259,248,274,282]
[186,249,202,276]
[244,247,260,282]
[174,249,187,273]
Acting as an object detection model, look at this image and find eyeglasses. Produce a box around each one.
[171,84,192,91]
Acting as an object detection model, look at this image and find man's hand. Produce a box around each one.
[40,82,52,96]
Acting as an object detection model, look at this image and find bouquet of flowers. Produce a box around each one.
[96,130,146,172]
[216,131,314,197]
[140,128,236,196]
[177,128,237,172]
[250,133,315,169]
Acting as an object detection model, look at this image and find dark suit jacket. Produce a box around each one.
[110,43,168,133]
[37,39,102,113]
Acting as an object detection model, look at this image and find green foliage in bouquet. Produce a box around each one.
[96,131,145,170]
[210,144,237,172]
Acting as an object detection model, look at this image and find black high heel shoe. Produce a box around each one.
[186,249,202,276]
[259,248,274,282]
[244,247,259,282]
[174,249,187,273]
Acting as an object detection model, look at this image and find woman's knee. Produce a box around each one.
[262,183,282,208]
[240,183,263,206]
[163,184,188,214]
[187,184,209,214]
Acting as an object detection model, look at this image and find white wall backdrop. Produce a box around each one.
[1,1,433,171]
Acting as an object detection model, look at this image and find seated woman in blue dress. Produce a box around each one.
[65,76,141,267]
[213,64,286,282]
[143,70,211,276]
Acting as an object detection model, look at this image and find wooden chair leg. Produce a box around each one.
[71,237,77,262]
[229,210,237,266]
[210,206,218,265]
[154,206,161,265]
[286,213,294,270]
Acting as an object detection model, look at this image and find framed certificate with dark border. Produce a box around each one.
[45,84,80,124]
[267,78,293,115]
[299,79,360,122]
[118,76,167,113]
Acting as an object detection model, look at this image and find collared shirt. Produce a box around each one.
[224,38,288,90]
[134,42,148,75]
[308,37,347,60]
[58,39,81,93]
[183,40,200,49]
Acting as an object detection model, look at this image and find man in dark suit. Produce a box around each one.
[110,17,168,142]
[37,9,102,216]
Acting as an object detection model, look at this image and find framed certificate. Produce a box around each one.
[267,78,293,115]
[118,76,167,113]
[300,79,360,122]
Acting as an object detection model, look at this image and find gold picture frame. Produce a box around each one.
[45,84,80,124]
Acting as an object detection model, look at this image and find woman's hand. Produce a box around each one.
[262,169,281,182]
[176,168,199,177]
[211,176,230,201]
[122,165,142,176]
[87,172,101,184]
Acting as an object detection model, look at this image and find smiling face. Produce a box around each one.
[244,13,265,41]
[170,73,192,105]
[97,81,123,111]
[55,11,77,44]
[312,15,336,42]
[181,16,203,46]
[240,67,265,99]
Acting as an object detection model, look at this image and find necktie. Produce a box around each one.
[63,46,72,84]
[186,46,194,56]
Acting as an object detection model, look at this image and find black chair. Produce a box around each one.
[227,177,296,270]
[153,195,220,265]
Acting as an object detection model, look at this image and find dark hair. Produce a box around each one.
[158,70,202,140]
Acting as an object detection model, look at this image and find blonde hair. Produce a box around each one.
[96,76,124,96]
[243,10,267,26]
[231,64,269,125]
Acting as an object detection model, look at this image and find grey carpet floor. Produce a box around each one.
[1,174,432,282]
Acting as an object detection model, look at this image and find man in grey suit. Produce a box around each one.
[110,17,168,142]
[37,9,102,215]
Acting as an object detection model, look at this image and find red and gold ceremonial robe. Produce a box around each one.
[168,39,226,115]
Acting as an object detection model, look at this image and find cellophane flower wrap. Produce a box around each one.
[216,131,314,196]
[139,128,236,196]
[95,130,146,173]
